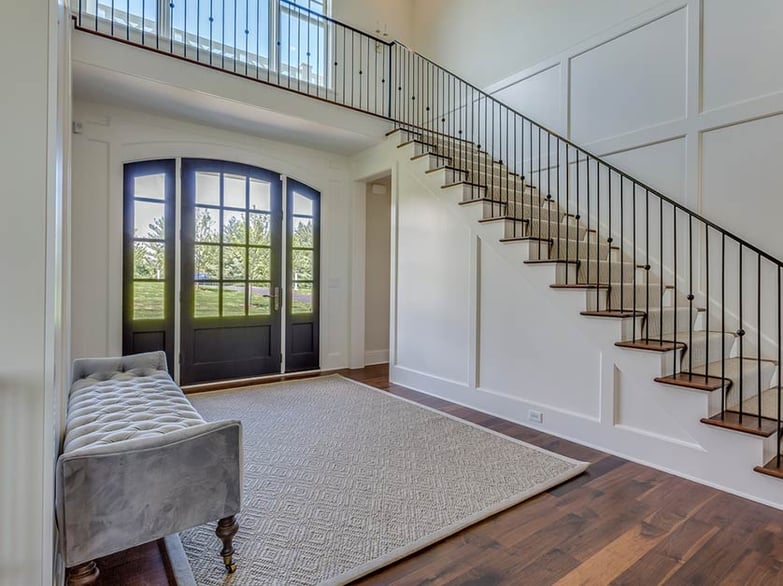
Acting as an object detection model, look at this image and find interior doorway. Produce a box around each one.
[364,176,391,365]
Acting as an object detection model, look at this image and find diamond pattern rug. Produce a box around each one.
[179,375,587,585]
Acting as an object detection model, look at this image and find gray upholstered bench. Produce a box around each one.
[56,351,242,585]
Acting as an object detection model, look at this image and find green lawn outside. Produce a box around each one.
[133,281,312,319]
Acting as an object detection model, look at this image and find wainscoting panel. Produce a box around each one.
[604,137,687,204]
[701,113,783,260]
[702,0,783,113]
[569,8,687,145]
[493,64,563,133]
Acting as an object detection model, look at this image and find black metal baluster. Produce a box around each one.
[672,207,678,378]
[586,149,591,288]
[595,162,601,312]
[757,254,762,428]
[632,182,637,339]
[645,189,650,340]
[565,145,570,280]
[620,177,625,314]
[777,266,782,467]
[607,170,613,312]
[739,244,744,424]
[705,224,710,384]
[721,234,726,417]
[555,139,561,264]
[659,198,664,345]
[530,126,544,244]
[576,150,581,286]
[688,216,693,374]
[357,28,361,108]
[546,133,551,251]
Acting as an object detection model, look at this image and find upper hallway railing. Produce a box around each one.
[74,0,783,466]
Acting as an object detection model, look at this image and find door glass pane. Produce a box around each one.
[249,179,271,211]
[291,216,313,248]
[133,241,165,279]
[249,247,271,281]
[134,174,165,200]
[291,283,313,314]
[248,212,271,245]
[292,192,313,216]
[195,172,220,206]
[224,174,246,209]
[292,249,313,281]
[133,281,165,320]
[195,207,220,243]
[134,200,165,238]
[223,211,247,244]
[222,246,247,280]
[249,283,271,315]
[194,282,220,318]
[222,283,247,316]
[195,244,220,280]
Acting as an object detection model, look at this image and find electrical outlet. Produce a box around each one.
[528,410,543,424]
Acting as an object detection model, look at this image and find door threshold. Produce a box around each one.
[182,368,335,395]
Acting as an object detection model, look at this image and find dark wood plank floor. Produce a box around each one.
[96,365,783,585]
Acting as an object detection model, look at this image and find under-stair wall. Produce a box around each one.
[352,133,783,509]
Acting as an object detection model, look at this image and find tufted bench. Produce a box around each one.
[56,351,242,585]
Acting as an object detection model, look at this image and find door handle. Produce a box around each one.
[263,286,281,312]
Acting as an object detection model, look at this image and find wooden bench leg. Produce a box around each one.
[67,561,99,586]
[216,515,239,573]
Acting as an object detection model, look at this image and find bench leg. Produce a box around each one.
[67,561,99,586]
[216,515,239,573]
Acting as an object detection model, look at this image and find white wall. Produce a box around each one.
[332,0,414,46]
[71,101,355,374]
[0,1,67,585]
[411,0,664,88]
[364,178,391,364]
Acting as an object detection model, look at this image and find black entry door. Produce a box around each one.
[286,179,320,372]
[180,159,283,384]
[123,159,176,373]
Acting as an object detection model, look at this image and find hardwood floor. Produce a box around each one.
[95,365,783,584]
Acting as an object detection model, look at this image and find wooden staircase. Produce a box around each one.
[390,126,783,481]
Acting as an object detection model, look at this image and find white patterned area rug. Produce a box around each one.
[180,375,587,585]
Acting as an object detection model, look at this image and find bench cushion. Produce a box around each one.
[65,363,205,453]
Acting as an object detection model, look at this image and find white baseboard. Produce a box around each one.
[364,349,389,365]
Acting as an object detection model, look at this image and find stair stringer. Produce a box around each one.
[379,134,783,509]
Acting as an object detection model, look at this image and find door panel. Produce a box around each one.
[180,159,283,385]
[123,159,176,374]
[285,179,320,372]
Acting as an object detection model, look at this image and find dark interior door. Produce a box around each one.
[123,159,176,374]
[180,159,283,384]
[285,179,320,372]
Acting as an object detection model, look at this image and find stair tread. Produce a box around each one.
[655,357,777,392]
[615,339,686,351]
[616,330,734,352]
[582,310,645,318]
[755,457,783,480]
[701,412,780,438]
